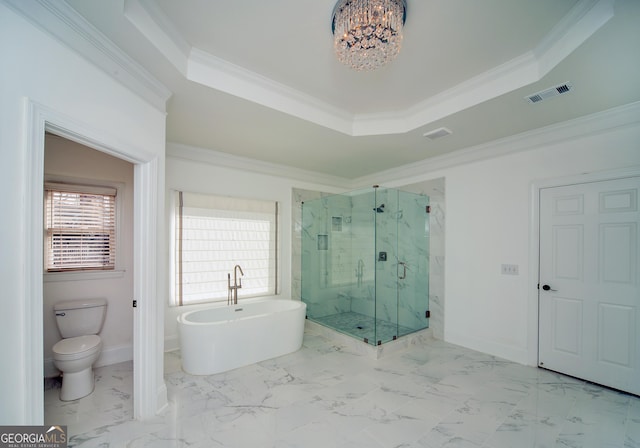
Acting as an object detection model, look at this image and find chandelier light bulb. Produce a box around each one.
[331,0,407,71]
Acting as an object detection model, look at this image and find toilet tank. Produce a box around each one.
[54,298,108,338]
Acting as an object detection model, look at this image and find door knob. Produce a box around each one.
[542,284,557,291]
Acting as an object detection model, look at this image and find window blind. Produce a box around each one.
[174,191,278,306]
[44,182,117,272]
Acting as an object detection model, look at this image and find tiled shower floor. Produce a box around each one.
[312,311,415,344]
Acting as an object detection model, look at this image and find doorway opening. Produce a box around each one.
[23,102,165,423]
[43,133,135,424]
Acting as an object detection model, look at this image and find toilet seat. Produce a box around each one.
[53,335,102,360]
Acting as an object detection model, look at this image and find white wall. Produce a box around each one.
[164,150,345,350]
[166,108,640,367]
[0,4,166,424]
[447,125,640,364]
[43,135,135,376]
[382,114,640,364]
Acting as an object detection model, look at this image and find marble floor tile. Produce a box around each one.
[44,324,640,448]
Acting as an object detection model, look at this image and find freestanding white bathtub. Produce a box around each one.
[177,299,307,375]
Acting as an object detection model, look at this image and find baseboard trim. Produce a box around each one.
[445,330,529,366]
[43,359,59,379]
[95,343,133,368]
[44,343,134,378]
[164,335,180,352]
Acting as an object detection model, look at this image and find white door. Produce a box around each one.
[539,176,640,395]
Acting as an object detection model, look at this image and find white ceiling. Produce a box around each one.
[63,0,640,179]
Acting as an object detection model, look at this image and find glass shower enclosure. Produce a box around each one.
[301,186,429,345]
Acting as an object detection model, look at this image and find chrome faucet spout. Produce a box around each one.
[234,264,244,285]
[229,265,245,305]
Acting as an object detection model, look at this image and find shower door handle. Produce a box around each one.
[398,262,407,280]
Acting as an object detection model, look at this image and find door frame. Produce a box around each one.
[23,100,166,422]
[527,165,640,367]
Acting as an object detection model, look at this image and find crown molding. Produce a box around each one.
[534,0,614,74]
[353,0,615,136]
[187,48,355,135]
[353,50,541,136]
[168,102,640,191]
[17,0,609,132]
[124,0,354,134]
[166,142,353,189]
[125,0,612,136]
[2,0,172,112]
[123,0,190,75]
[354,101,640,187]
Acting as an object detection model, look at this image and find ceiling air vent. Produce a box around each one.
[525,82,573,104]
[423,127,452,140]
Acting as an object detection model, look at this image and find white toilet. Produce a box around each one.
[52,298,107,401]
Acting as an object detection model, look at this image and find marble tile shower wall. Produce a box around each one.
[348,191,376,318]
[327,195,355,296]
[292,188,319,305]
[404,180,445,341]
[354,190,431,332]
[367,188,399,324]
[293,186,443,340]
[428,195,445,340]
[325,194,352,316]
[295,189,352,318]
[397,192,430,332]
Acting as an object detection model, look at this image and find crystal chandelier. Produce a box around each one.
[331,0,407,71]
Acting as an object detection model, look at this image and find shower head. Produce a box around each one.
[374,204,385,213]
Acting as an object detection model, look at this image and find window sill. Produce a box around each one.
[170,292,275,307]
[44,270,126,282]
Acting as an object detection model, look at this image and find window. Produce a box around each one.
[172,191,279,306]
[44,182,117,272]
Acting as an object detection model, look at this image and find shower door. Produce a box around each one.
[373,187,397,344]
[396,190,430,338]
[374,189,430,344]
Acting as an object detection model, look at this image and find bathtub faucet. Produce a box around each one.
[228,264,244,305]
